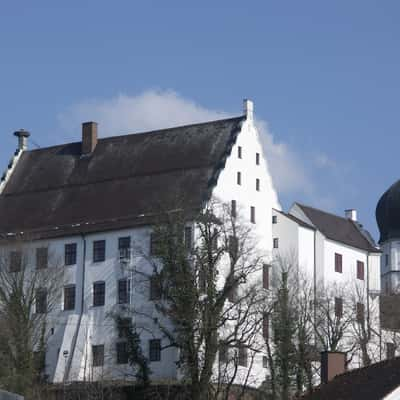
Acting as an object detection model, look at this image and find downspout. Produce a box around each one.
[64,233,86,382]
[366,252,370,340]
[313,230,317,341]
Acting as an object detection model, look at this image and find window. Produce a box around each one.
[93,240,106,262]
[93,281,105,307]
[36,247,48,269]
[219,342,228,365]
[272,215,277,224]
[250,206,256,224]
[263,264,270,289]
[92,345,104,367]
[9,251,21,272]
[229,235,239,260]
[150,232,162,256]
[356,302,365,323]
[335,297,343,318]
[273,238,279,249]
[149,339,161,362]
[64,285,76,311]
[386,342,396,359]
[237,171,241,185]
[256,153,260,165]
[228,284,238,303]
[118,278,130,304]
[65,243,77,266]
[116,342,129,364]
[231,200,237,218]
[150,275,162,300]
[238,345,248,367]
[263,313,269,340]
[118,237,131,260]
[334,253,342,273]
[256,178,260,191]
[36,289,47,314]
[117,318,132,338]
[238,146,242,159]
[262,356,268,368]
[357,261,364,280]
[184,226,192,251]
[385,254,389,267]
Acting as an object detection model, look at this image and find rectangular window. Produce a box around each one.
[256,153,260,165]
[357,261,365,280]
[262,356,268,368]
[335,297,343,318]
[273,238,279,249]
[219,342,228,365]
[356,302,365,323]
[118,237,131,260]
[93,240,106,262]
[228,284,238,303]
[65,243,77,266]
[231,200,237,218]
[238,146,242,159]
[36,289,47,314]
[150,275,162,300]
[237,171,241,185]
[238,345,248,367]
[118,278,131,304]
[229,235,239,260]
[263,264,270,289]
[334,253,342,273]
[64,285,76,311]
[116,342,129,364]
[36,247,48,269]
[184,226,192,251]
[92,345,104,367]
[9,251,21,272]
[263,313,269,340]
[272,215,277,224]
[150,232,162,256]
[149,339,161,362]
[256,178,260,191]
[385,254,389,266]
[250,206,256,224]
[386,342,396,359]
[93,282,105,307]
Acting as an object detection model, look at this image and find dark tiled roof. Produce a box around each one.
[0,116,245,240]
[274,209,315,230]
[294,203,380,253]
[302,357,400,400]
[380,294,400,331]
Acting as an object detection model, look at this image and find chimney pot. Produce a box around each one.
[82,122,98,154]
[243,99,254,121]
[345,209,357,222]
[13,129,30,151]
[321,351,346,384]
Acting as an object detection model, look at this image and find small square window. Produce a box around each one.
[65,243,77,266]
[273,238,279,249]
[272,215,277,224]
[256,178,260,191]
[93,281,105,307]
[357,261,364,280]
[334,253,342,273]
[92,345,104,367]
[256,153,260,165]
[149,339,161,362]
[93,240,106,263]
[64,285,76,311]
[116,342,129,364]
[237,172,241,185]
[9,251,22,272]
[250,206,256,224]
[36,247,48,269]
[238,146,242,159]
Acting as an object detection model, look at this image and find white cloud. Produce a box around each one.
[57,90,321,202]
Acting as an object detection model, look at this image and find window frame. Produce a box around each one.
[65,243,77,266]
[118,278,131,305]
[263,264,270,290]
[118,236,131,260]
[334,253,343,273]
[92,344,104,367]
[238,344,248,367]
[64,285,76,311]
[237,171,241,185]
[93,281,106,307]
[335,297,343,318]
[256,178,260,191]
[93,240,106,263]
[9,250,22,273]
[357,260,365,280]
[36,247,48,269]
[238,146,242,159]
[149,339,161,362]
[250,206,256,224]
[116,341,129,364]
[256,152,260,165]
[273,238,279,249]
[35,288,48,314]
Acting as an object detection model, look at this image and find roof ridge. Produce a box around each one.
[295,202,349,222]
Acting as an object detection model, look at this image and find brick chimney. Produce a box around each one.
[82,122,98,154]
[13,129,30,151]
[321,351,346,384]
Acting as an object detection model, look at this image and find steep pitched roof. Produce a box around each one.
[302,357,400,400]
[294,203,380,253]
[0,116,245,240]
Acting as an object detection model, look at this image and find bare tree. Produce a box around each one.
[0,241,64,397]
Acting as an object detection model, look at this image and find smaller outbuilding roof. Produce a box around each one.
[301,357,400,400]
[293,203,380,253]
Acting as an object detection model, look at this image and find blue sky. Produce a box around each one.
[1,1,399,240]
